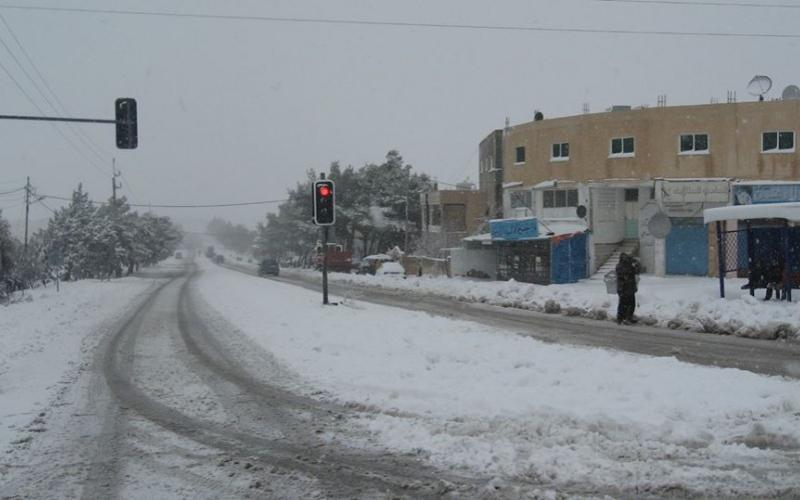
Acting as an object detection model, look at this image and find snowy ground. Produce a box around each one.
[283,268,800,340]
[195,259,800,496]
[0,275,156,453]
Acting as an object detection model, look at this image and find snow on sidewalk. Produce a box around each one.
[0,276,154,452]
[285,268,800,340]
[195,260,800,496]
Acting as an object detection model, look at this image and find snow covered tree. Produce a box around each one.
[0,211,18,281]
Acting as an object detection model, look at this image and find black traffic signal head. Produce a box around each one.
[115,98,138,149]
[313,180,335,225]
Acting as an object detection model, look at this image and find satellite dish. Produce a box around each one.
[648,212,672,239]
[747,75,773,101]
[782,85,800,100]
[576,205,587,218]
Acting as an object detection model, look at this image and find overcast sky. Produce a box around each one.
[0,0,798,233]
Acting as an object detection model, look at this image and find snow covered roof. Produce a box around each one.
[538,219,589,235]
[502,181,523,189]
[363,253,393,261]
[463,233,492,242]
[464,219,587,243]
[703,202,800,224]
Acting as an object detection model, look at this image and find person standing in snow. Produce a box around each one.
[616,253,641,324]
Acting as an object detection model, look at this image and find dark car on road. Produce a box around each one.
[259,257,280,276]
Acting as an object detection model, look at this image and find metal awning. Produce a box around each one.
[703,202,800,224]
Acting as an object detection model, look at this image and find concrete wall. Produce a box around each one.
[502,100,800,186]
[479,130,504,219]
[590,187,626,245]
[450,248,497,279]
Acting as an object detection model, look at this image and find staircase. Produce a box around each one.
[590,240,639,280]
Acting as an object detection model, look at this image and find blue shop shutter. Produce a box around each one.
[551,232,588,284]
[666,218,709,276]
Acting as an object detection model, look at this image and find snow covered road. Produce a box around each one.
[4,257,799,498]
[202,259,800,497]
[0,275,157,454]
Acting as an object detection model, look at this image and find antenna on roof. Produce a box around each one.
[782,85,800,100]
[747,75,773,102]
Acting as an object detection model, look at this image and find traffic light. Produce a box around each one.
[115,98,138,149]
[313,180,335,225]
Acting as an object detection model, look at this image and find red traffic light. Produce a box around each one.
[318,185,331,197]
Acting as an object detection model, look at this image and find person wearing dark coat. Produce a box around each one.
[616,253,641,324]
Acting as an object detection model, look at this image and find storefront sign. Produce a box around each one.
[490,217,539,241]
[734,184,800,205]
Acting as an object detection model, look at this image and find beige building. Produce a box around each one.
[480,100,800,277]
[418,189,487,255]
[503,100,799,187]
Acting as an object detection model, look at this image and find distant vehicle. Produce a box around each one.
[213,254,225,264]
[358,254,393,275]
[376,261,406,277]
[313,243,352,273]
[174,251,183,259]
[205,246,216,258]
[259,257,280,277]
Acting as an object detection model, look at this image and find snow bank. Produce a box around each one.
[285,269,800,340]
[0,277,153,452]
[194,261,800,495]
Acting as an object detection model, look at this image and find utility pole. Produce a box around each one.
[23,176,30,258]
[111,157,121,202]
[404,196,409,253]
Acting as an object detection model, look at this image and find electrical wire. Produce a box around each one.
[117,169,141,205]
[0,185,24,195]
[0,53,110,179]
[0,11,112,163]
[0,4,798,39]
[596,0,800,8]
[37,197,55,214]
[39,193,289,209]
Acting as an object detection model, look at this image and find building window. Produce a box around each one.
[515,146,526,164]
[679,133,709,154]
[551,142,569,161]
[762,131,795,153]
[624,188,639,202]
[431,206,441,226]
[510,190,533,209]
[443,204,467,232]
[542,189,578,208]
[610,137,635,157]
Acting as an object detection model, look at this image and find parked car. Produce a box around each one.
[376,261,406,277]
[259,257,280,276]
[174,251,183,259]
[358,254,393,275]
[213,254,225,264]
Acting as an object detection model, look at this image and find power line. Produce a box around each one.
[39,193,289,209]
[0,52,110,179]
[0,4,798,39]
[0,11,112,163]
[37,198,55,214]
[0,185,24,195]
[596,0,800,8]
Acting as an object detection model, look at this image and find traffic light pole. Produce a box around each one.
[322,225,329,305]
[0,114,117,124]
